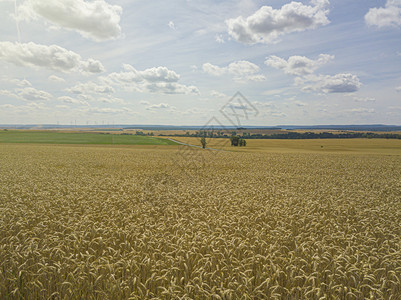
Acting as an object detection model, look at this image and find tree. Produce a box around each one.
[230,135,240,146]
[200,137,207,149]
[243,139,247,147]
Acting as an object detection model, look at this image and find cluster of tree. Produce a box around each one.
[160,130,231,138]
[199,135,247,149]
[230,136,247,147]
[161,130,401,140]
[245,131,401,139]
[134,131,154,136]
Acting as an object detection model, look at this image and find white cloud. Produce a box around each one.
[345,108,375,114]
[0,102,48,113]
[18,0,122,41]
[58,96,89,106]
[265,54,360,94]
[396,86,401,92]
[353,96,376,102]
[146,82,199,95]
[228,61,260,76]
[226,1,330,44]
[17,87,52,101]
[14,79,32,87]
[294,100,307,107]
[97,97,125,104]
[210,90,227,98]
[1,87,52,102]
[140,100,150,105]
[48,75,65,83]
[84,107,131,114]
[0,42,105,74]
[104,64,199,95]
[66,81,114,95]
[2,78,32,87]
[0,89,17,99]
[365,0,401,28]
[253,101,276,108]
[140,66,181,83]
[265,54,334,76]
[202,60,265,82]
[107,65,180,84]
[215,34,225,43]
[168,21,176,30]
[146,103,171,110]
[298,73,362,93]
[202,63,227,77]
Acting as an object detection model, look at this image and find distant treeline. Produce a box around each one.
[158,131,401,139]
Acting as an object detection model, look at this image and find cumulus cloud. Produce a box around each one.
[365,0,401,28]
[226,0,330,44]
[104,64,199,95]
[97,97,125,104]
[345,108,375,114]
[298,73,362,93]
[0,102,48,114]
[58,96,89,106]
[202,60,265,82]
[48,75,65,83]
[2,77,32,87]
[66,81,114,95]
[17,87,52,101]
[0,87,52,102]
[84,107,131,114]
[18,0,122,41]
[202,63,227,77]
[146,82,199,95]
[266,53,361,94]
[107,65,180,84]
[168,21,176,30]
[210,90,227,98]
[353,96,376,102]
[253,101,276,108]
[265,54,334,76]
[294,101,307,107]
[146,103,171,110]
[253,102,286,117]
[215,34,225,44]
[0,42,105,74]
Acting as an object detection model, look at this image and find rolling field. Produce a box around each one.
[0,131,177,146]
[166,136,401,155]
[1,141,401,299]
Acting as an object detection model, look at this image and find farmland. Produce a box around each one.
[0,130,177,146]
[1,140,401,299]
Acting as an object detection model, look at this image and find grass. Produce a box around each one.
[0,130,177,145]
[1,143,400,298]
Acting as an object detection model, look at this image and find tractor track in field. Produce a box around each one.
[166,138,228,152]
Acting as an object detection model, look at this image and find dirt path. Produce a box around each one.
[166,138,228,152]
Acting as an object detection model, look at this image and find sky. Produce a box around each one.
[0,0,400,126]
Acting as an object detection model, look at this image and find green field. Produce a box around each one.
[0,131,177,145]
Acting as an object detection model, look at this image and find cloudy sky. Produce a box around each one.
[0,0,400,126]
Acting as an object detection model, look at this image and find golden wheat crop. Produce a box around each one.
[1,143,401,299]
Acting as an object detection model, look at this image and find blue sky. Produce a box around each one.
[0,0,400,126]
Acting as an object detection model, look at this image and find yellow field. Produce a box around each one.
[1,142,401,299]
[165,136,401,155]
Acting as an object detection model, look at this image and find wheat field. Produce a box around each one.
[1,143,401,299]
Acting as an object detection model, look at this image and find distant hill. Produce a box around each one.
[1,124,401,132]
